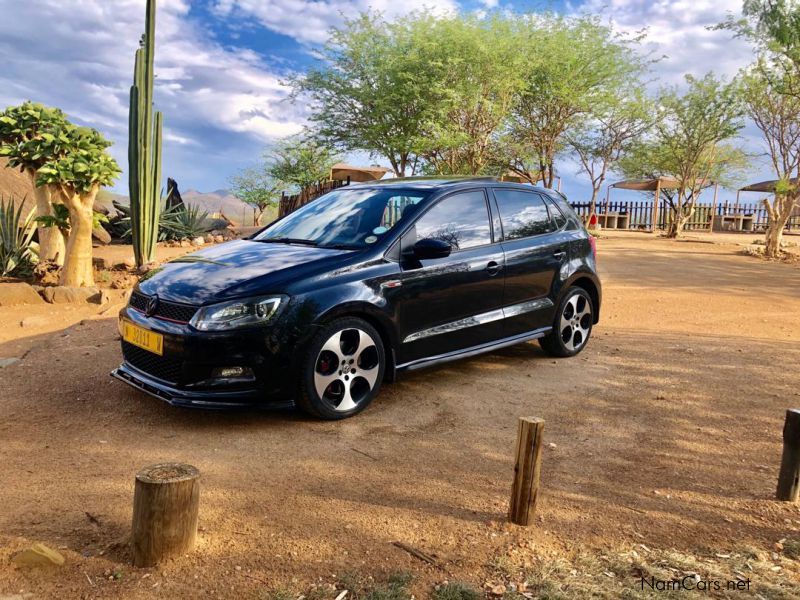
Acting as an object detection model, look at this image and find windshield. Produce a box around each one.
[253,187,429,249]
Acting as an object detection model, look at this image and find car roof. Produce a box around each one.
[350,176,558,196]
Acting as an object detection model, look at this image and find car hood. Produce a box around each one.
[137,240,353,304]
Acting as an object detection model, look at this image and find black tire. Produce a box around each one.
[539,287,594,358]
[296,317,385,420]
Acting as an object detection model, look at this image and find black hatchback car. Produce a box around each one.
[112,177,601,419]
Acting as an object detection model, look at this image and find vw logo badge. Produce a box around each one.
[145,294,159,317]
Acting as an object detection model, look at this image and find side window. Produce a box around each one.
[544,197,567,229]
[412,190,491,251]
[494,190,554,239]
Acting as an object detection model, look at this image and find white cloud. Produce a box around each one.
[212,0,459,45]
[0,0,304,191]
[480,0,500,8]
[575,0,755,87]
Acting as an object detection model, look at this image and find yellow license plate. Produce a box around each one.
[122,321,164,356]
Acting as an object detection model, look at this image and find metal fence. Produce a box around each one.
[570,200,799,232]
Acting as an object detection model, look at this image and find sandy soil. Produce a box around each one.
[1,232,800,598]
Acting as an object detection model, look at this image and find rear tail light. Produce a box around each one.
[588,235,597,260]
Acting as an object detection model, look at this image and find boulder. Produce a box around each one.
[92,222,112,246]
[191,236,205,246]
[213,235,224,244]
[42,286,102,304]
[179,239,191,248]
[11,543,65,568]
[0,283,45,306]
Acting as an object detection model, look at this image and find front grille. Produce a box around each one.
[129,290,197,324]
[122,341,183,384]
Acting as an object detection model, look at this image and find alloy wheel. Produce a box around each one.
[560,294,592,352]
[313,328,380,412]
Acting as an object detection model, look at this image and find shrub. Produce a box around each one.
[0,195,38,277]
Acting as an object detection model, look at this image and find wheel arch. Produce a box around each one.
[565,275,601,324]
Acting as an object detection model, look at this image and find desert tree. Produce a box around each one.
[418,15,524,175]
[567,91,656,216]
[266,136,338,192]
[36,123,120,286]
[0,102,69,263]
[228,166,281,226]
[619,74,746,238]
[506,14,649,188]
[740,65,800,256]
[292,12,447,177]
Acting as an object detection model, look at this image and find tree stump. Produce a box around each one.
[508,417,545,526]
[777,409,800,502]
[132,463,200,567]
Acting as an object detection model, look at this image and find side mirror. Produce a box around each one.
[412,238,451,260]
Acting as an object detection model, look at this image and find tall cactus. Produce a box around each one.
[128,0,162,267]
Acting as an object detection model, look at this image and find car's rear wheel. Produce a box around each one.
[297,317,385,419]
[539,287,593,357]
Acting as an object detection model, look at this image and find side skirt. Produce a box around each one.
[396,327,551,373]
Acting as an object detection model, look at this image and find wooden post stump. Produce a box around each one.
[132,463,200,567]
[777,409,800,502]
[508,417,544,526]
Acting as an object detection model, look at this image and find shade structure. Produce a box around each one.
[610,177,713,191]
[330,163,390,183]
[739,177,800,193]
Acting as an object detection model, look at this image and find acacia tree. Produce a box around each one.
[0,102,68,263]
[228,166,281,226]
[36,124,120,286]
[620,74,746,238]
[418,15,523,175]
[740,66,800,257]
[294,12,446,177]
[506,14,649,188]
[567,92,656,216]
[266,136,338,191]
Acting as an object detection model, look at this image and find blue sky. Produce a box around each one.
[0,0,763,204]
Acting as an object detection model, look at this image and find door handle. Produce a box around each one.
[486,261,502,276]
[553,251,566,261]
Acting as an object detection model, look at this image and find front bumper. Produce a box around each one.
[111,363,266,409]
[111,305,311,410]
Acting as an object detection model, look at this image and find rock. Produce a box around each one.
[92,257,108,269]
[213,235,224,244]
[204,234,214,244]
[0,282,45,306]
[137,262,157,275]
[92,222,112,245]
[19,316,48,328]
[0,357,21,368]
[11,543,65,568]
[42,286,101,304]
[191,236,205,246]
[179,239,191,248]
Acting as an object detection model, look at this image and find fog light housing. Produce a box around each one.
[212,366,253,379]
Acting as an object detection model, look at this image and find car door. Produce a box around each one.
[391,189,506,364]
[491,188,568,336]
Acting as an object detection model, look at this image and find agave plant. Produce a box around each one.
[0,195,38,277]
[159,203,211,241]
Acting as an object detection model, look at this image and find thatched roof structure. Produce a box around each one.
[330,163,390,183]
[738,178,800,193]
[610,177,713,191]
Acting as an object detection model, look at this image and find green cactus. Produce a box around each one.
[128,0,162,267]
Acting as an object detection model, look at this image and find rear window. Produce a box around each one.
[544,197,567,229]
[493,189,554,239]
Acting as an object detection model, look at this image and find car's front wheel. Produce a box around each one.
[539,287,594,357]
[297,317,385,419]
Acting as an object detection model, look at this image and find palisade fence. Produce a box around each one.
[570,200,800,232]
[278,178,350,218]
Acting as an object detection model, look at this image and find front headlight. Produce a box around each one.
[190,295,287,331]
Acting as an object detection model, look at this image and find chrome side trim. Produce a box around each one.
[397,327,551,372]
[402,297,554,343]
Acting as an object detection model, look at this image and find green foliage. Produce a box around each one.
[266,136,339,191]
[0,195,37,277]
[620,74,746,194]
[0,102,71,174]
[160,203,210,240]
[431,582,481,600]
[128,0,163,267]
[34,125,120,193]
[228,166,281,222]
